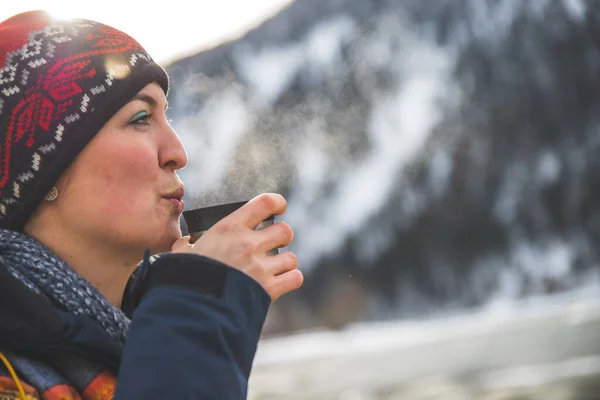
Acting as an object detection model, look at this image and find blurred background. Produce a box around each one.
[4,1,600,398]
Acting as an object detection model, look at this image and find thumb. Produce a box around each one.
[171,235,192,252]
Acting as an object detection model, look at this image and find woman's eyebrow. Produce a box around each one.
[131,93,168,110]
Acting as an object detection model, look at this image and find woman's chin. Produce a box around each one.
[141,220,182,254]
[162,226,183,251]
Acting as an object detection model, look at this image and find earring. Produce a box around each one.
[44,186,58,201]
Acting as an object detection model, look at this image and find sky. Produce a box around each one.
[0,0,293,64]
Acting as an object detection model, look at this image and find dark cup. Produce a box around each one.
[182,201,278,255]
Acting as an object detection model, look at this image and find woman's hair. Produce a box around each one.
[0,10,168,231]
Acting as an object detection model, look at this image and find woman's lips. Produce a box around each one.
[165,197,184,213]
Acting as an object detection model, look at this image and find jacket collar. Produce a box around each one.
[0,264,122,372]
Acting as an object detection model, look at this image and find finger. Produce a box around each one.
[262,251,298,276]
[227,193,287,229]
[171,235,192,251]
[256,221,294,253]
[269,269,304,302]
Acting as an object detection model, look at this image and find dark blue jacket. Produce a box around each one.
[0,252,271,399]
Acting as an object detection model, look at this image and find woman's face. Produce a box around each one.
[54,82,188,254]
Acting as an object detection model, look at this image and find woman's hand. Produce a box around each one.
[171,193,303,301]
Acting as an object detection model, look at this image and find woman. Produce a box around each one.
[0,10,303,399]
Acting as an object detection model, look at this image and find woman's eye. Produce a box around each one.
[128,110,151,125]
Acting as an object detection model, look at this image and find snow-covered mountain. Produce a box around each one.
[166,0,600,332]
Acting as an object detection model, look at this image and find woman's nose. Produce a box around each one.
[159,124,188,170]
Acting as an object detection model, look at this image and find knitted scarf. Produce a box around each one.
[0,228,130,344]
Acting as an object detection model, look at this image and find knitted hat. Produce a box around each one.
[0,10,169,231]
